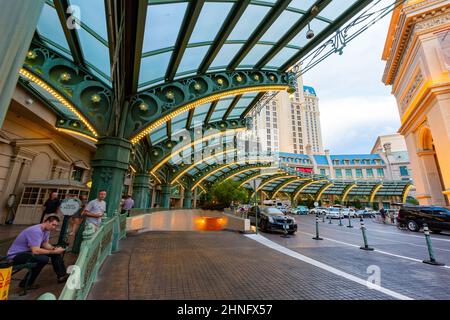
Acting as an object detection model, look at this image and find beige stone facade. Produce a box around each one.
[382,0,450,206]
[0,85,96,224]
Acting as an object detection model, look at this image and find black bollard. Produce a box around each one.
[422,223,444,266]
[359,218,374,251]
[312,215,323,240]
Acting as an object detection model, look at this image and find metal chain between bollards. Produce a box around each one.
[422,223,445,266]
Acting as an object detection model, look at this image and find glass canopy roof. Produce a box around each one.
[35,0,366,90]
[30,0,372,154]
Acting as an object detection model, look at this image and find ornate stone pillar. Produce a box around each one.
[417,150,446,206]
[132,173,151,209]
[0,0,45,127]
[160,183,171,209]
[427,98,450,204]
[89,137,131,217]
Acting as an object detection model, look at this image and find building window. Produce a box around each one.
[399,166,408,176]
[320,169,326,175]
[345,169,352,178]
[366,168,374,178]
[377,168,384,177]
[21,187,40,205]
[356,169,363,178]
[335,169,342,178]
[71,167,84,182]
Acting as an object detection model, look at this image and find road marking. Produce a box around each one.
[301,221,450,252]
[246,233,414,300]
[298,231,450,269]
[364,227,450,242]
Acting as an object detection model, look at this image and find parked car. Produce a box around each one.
[291,206,309,215]
[248,206,297,234]
[275,202,289,214]
[310,207,328,215]
[341,208,356,218]
[326,207,341,219]
[356,209,376,218]
[397,205,450,233]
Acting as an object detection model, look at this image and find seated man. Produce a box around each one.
[7,216,69,289]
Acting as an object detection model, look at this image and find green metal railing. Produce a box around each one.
[38,211,128,300]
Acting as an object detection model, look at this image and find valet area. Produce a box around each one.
[0,0,449,301]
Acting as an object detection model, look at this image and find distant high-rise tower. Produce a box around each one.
[302,86,324,154]
[248,77,324,155]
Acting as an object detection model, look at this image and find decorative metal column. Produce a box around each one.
[132,173,151,209]
[160,183,171,209]
[0,0,45,127]
[183,188,193,209]
[89,137,132,217]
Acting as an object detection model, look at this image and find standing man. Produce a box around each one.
[83,190,107,231]
[7,216,68,289]
[40,191,61,223]
[122,195,134,216]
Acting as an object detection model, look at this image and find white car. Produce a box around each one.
[341,208,356,218]
[326,207,341,219]
[310,207,328,215]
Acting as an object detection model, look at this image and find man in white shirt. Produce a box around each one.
[83,190,107,231]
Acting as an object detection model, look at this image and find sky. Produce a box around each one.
[302,12,401,155]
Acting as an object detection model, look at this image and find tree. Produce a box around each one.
[202,180,248,210]
[406,197,419,205]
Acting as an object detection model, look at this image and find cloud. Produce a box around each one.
[300,12,401,154]
[319,96,401,154]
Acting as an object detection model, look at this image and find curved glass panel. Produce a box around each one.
[260,10,303,43]
[177,45,211,74]
[189,2,234,44]
[238,44,273,68]
[227,5,271,41]
[210,44,244,69]
[142,3,188,53]
[37,3,72,60]
[318,0,359,20]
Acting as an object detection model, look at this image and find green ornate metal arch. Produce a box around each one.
[22,41,113,136]
[55,117,97,141]
[248,173,297,198]
[126,70,295,143]
[369,183,384,203]
[401,184,414,203]
[170,147,239,184]
[219,164,275,184]
[315,182,334,202]
[270,177,309,199]
[341,183,358,202]
[191,159,274,191]
[147,119,247,173]
[237,170,281,188]
[293,179,329,201]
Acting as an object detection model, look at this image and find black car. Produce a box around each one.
[397,205,450,233]
[248,206,297,234]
